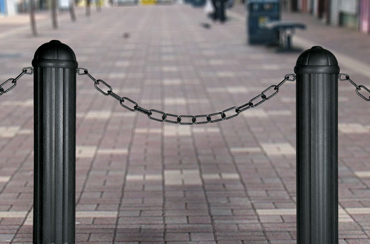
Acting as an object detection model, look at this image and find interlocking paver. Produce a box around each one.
[1,2,370,243]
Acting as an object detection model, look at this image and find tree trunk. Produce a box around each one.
[51,0,58,29]
[291,0,298,12]
[86,0,90,16]
[69,0,76,21]
[30,0,37,36]
[96,0,101,12]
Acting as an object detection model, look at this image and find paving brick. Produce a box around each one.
[1,2,370,243]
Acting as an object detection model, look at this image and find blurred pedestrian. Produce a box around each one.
[226,0,233,8]
[211,0,227,23]
[204,0,214,19]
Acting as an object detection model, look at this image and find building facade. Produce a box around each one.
[334,0,358,28]
[360,0,370,33]
[0,0,18,15]
[293,0,370,32]
[0,0,53,15]
[294,0,330,22]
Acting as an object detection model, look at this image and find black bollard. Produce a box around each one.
[32,40,78,244]
[295,46,340,244]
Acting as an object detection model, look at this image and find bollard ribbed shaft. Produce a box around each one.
[32,40,77,244]
[295,46,339,244]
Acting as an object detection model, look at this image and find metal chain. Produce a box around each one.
[0,67,33,96]
[77,68,296,124]
[340,73,370,101]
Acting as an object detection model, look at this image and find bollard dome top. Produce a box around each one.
[294,46,340,74]
[32,40,78,68]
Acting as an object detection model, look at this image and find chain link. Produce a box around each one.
[340,73,370,101]
[77,68,296,124]
[0,67,33,96]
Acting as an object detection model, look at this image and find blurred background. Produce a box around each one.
[1,0,370,243]
[0,0,367,33]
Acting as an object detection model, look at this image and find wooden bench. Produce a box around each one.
[264,21,306,52]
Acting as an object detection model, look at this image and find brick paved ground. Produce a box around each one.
[0,3,370,243]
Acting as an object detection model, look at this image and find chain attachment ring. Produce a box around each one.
[22,67,34,75]
[339,73,349,81]
[77,68,88,75]
[285,74,296,81]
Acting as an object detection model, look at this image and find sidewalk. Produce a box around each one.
[0,3,370,243]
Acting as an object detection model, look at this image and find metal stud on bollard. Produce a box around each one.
[295,46,340,244]
[32,40,78,244]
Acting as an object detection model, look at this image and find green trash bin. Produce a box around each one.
[192,0,206,7]
[246,0,280,45]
